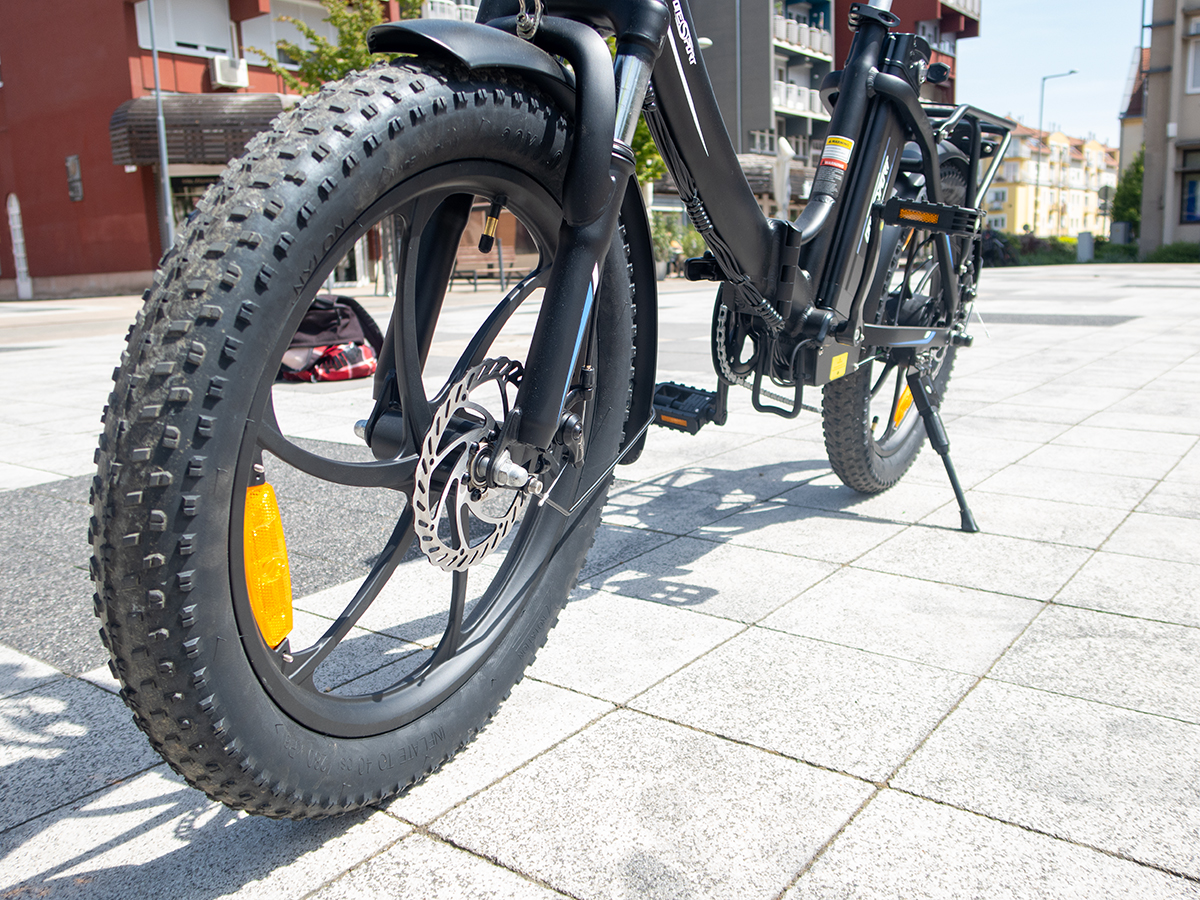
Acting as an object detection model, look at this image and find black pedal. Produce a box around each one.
[653,382,725,434]
[878,197,983,236]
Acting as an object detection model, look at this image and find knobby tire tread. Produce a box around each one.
[90,59,633,818]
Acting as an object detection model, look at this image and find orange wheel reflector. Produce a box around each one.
[893,385,915,429]
[243,483,293,648]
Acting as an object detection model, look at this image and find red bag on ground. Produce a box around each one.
[279,294,384,383]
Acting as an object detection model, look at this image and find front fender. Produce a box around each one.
[368,19,575,109]
[617,177,658,465]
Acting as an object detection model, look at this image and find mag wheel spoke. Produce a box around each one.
[229,162,578,738]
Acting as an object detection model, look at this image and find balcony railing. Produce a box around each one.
[772,16,832,59]
[773,81,828,120]
[422,1,480,20]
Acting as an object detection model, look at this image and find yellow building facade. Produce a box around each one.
[984,125,1119,237]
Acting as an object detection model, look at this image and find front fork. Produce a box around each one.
[504,20,662,459]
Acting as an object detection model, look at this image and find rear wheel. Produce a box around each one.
[90,60,634,818]
[823,164,965,493]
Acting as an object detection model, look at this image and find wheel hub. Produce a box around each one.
[413,358,531,572]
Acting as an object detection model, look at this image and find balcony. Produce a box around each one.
[773,81,829,121]
[941,0,981,20]
[772,16,832,61]
[422,1,480,20]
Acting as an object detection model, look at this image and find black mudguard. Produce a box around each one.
[617,176,658,465]
[367,18,659,464]
[368,19,575,106]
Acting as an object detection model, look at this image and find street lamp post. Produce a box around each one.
[147,0,175,254]
[1032,69,1076,237]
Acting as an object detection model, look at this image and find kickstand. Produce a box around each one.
[906,366,980,533]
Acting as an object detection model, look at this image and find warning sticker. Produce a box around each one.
[829,352,849,381]
[819,135,855,171]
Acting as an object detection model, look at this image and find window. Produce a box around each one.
[241,1,337,66]
[135,0,234,57]
[1189,16,1200,93]
[987,214,1007,230]
[1183,151,1200,224]
[1183,175,1200,223]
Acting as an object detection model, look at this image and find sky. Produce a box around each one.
[953,0,1144,147]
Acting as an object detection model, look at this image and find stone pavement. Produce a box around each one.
[1,264,1199,899]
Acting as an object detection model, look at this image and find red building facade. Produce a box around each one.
[0,1,412,299]
[833,0,980,104]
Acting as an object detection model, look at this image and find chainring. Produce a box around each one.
[413,358,529,572]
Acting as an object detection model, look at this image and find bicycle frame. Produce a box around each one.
[381,0,1011,457]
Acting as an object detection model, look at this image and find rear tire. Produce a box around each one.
[822,164,966,493]
[90,60,634,818]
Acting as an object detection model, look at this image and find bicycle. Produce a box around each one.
[90,0,1011,817]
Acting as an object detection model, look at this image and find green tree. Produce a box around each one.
[250,0,420,95]
[1112,145,1143,236]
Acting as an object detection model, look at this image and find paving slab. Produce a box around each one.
[433,710,873,900]
[776,474,952,523]
[312,833,565,899]
[919,491,1128,549]
[971,463,1156,510]
[0,676,162,831]
[0,643,62,700]
[989,604,1200,722]
[1102,512,1200,565]
[1048,424,1198,456]
[386,679,611,825]
[525,588,742,703]
[695,502,908,565]
[0,769,404,900]
[1053,552,1200,626]
[895,679,1200,879]
[1019,441,1183,480]
[632,626,974,781]
[601,479,748,535]
[584,536,837,623]
[1137,479,1200,519]
[789,789,1200,900]
[854,526,1092,601]
[762,568,1040,674]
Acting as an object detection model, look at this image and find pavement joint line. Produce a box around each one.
[874,592,1055,791]
[769,784,884,900]
[0,756,170,842]
[1045,598,1200,632]
[417,827,584,900]
[971,676,1200,729]
[886,786,1200,887]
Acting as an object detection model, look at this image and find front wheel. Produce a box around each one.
[90,60,634,818]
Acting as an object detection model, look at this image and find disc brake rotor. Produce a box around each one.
[413,358,529,572]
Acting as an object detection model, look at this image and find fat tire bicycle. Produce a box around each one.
[90,0,1011,817]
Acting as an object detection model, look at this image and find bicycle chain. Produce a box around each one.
[715,301,821,414]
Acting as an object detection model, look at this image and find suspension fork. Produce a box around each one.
[497,12,667,454]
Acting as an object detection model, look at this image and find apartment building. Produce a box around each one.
[834,0,981,103]
[688,0,836,169]
[1120,46,1150,173]
[983,124,1119,238]
[1139,0,1200,253]
[0,0,439,299]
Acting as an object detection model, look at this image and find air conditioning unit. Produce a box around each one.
[211,55,249,89]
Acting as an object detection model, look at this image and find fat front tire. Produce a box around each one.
[90,60,634,818]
